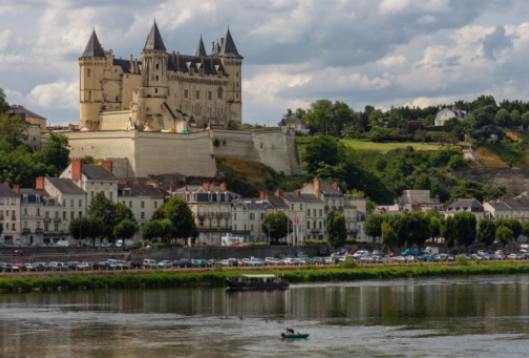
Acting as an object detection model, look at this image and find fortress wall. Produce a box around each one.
[65,130,217,178]
[253,130,302,175]
[211,130,260,161]
[66,131,137,177]
[134,131,216,178]
[211,129,301,175]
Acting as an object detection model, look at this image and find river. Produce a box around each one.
[1,275,529,357]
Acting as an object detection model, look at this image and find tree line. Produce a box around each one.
[364,211,529,249]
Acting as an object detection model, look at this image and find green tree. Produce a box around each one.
[477,219,496,246]
[263,211,291,245]
[0,113,27,148]
[114,202,135,224]
[69,216,102,247]
[442,212,477,247]
[511,109,521,126]
[302,136,339,175]
[494,108,511,127]
[381,220,398,249]
[496,225,513,246]
[0,89,9,114]
[496,218,522,240]
[521,111,529,129]
[87,192,116,240]
[40,134,70,175]
[365,214,384,239]
[325,210,347,248]
[113,218,138,240]
[141,220,165,241]
[157,197,198,241]
[303,99,334,134]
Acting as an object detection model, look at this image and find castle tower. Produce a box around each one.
[79,30,106,130]
[218,28,243,125]
[135,21,169,130]
[195,36,207,57]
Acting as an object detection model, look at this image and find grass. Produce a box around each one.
[2,261,529,294]
[340,139,447,153]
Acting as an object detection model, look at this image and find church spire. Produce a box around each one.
[81,29,105,58]
[144,20,166,51]
[195,35,207,57]
[220,27,242,59]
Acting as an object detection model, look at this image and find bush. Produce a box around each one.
[341,256,357,269]
[456,255,469,266]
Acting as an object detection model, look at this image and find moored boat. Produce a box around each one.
[226,274,289,292]
[281,333,310,339]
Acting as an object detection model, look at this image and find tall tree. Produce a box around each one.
[40,134,70,175]
[477,219,496,246]
[88,192,116,240]
[113,218,138,241]
[325,210,347,248]
[443,212,477,247]
[157,197,198,240]
[263,211,291,245]
[302,136,339,175]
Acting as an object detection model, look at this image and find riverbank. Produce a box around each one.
[2,261,529,293]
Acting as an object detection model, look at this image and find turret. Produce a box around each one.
[79,29,106,130]
[195,36,207,57]
[135,21,169,130]
[218,27,243,124]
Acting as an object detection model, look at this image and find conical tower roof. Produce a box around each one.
[220,27,242,59]
[144,21,166,51]
[195,36,207,57]
[81,29,105,58]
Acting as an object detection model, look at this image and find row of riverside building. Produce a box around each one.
[0,161,368,246]
[376,189,529,222]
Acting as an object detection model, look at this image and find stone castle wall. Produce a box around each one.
[65,128,301,178]
[212,128,301,175]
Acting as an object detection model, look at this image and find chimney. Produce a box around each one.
[71,159,82,181]
[101,159,113,174]
[169,181,176,193]
[201,182,210,191]
[313,177,321,198]
[274,189,283,197]
[12,184,20,194]
[295,190,301,198]
[219,182,227,191]
[35,176,45,190]
[259,191,266,201]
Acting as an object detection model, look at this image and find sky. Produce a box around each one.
[2,0,529,125]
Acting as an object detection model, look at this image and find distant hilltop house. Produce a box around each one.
[434,107,468,126]
[278,114,309,134]
[376,189,441,213]
[7,105,47,151]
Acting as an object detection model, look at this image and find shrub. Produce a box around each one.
[456,254,469,266]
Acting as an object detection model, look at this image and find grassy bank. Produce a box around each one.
[2,262,529,294]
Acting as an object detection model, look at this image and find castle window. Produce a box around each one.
[155,75,159,81]
[217,87,223,99]
[87,68,91,77]
[155,64,159,70]
[208,91,212,100]
[236,71,239,78]
[196,90,200,99]
[184,89,189,98]
[155,88,158,94]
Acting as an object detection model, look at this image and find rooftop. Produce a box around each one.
[0,184,18,198]
[46,177,85,195]
[83,165,116,181]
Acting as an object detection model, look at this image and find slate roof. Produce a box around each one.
[46,178,85,195]
[220,28,242,59]
[7,105,46,120]
[0,184,18,198]
[447,198,483,212]
[144,21,166,51]
[487,197,529,211]
[81,30,105,58]
[82,165,116,181]
[167,53,225,76]
[119,182,164,198]
[112,58,134,74]
[195,36,207,57]
[266,195,288,209]
[282,192,324,204]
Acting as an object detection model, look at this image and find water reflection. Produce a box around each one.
[0,275,529,357]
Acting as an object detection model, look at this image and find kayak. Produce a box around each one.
[281,333,309,339]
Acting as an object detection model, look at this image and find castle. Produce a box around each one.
[79,21,242,131]
[65,23,301,179]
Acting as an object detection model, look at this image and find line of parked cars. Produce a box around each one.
[2,247,529,273]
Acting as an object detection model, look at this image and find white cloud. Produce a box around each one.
[27,80,78,110]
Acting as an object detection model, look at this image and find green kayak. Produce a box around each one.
[281,333,309,339]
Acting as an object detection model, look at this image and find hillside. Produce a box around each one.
[216,156,306,197]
